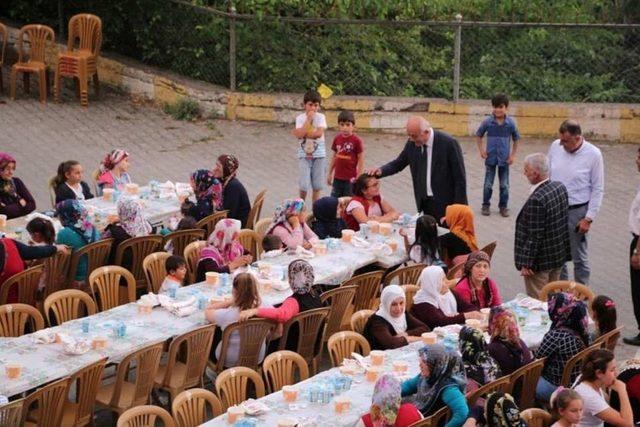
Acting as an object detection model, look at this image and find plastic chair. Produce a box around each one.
[408,406,450,427]
[0,264,44,306]
[196,210,228,237]
[382,263,425,287]
[61,358,107,427]
[0,303,45,337]
[0,397,23,427]
[172,388,223,427]
[593,325,623,352]
[0,23,7,93]
[143,252,171,294]
[539,280,595,305]
[350,309,375,335]
[560,343,602,387]
[89,265,136,311]
[520,408,552,427]
[479,241,498,259]
[43,289,96,326]
[183,240,206,284]
[48,175,57,209]
[42,250,72,299]
[278,307,330,374]
[162,229,205,258]
[117,405,175,427]
[262,350,310,394]
[96,342,164,416]
[342,270,384,312]
[465,376,511,407]
[446,261,465,280]
[210,318,276,373]
[401,284,420,312]
[246,189,266,230]
[320,285,356,341]
[254,218,272,238]
[67,238,113,285]
[10,24,55,103]
[237,229,261,259]
[154,324,215,404]
[90,168,101,196]
[55,13,102,106]
[215,367,265,411]
[327,331,371,367]
[22,376,71,427]
[508,357,546,409]
[114,235,164,291]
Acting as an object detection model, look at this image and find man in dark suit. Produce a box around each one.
[515,152,571,298]
[369,116,467,221]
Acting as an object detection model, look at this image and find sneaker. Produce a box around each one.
[481,206,490,216]
[623,334,640,346]
[500,208,510,217]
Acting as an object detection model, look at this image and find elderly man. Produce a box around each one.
[515,153,571,298]
[548,120,604,285]
[369,116,467,221]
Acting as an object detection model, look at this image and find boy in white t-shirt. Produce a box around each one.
[292,90,327,203]
[159,255,187,294]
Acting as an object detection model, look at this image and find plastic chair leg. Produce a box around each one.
[38,70,46,103]
[9,67,17,100]
[23,73,30,94]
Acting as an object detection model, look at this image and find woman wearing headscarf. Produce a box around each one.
[363,284,429,350]
[401,344,469,426]
[212,154,251,227]
[0,152,35,219]
[535,292,589,401]
[484,392,527,427]
[103,197,154,265]
[97,149,131,194]
[196,218,252,281]
[311,196,348,239]
[55,199,100,282]
[487,307,533,376]
[181,169,223,221]
[357,374,423,427]
[267,198,318,250]
[452,251,502,312]
[459,326,502,387]
[411,266,483,329]
[439,204,477,267]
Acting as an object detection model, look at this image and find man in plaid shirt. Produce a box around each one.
[515,153,571,298]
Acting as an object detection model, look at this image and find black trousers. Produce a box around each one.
[631,235,640,331]
[419,197,436,220]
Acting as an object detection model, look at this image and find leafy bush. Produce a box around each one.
[163,98,201,121]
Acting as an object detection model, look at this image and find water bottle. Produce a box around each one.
[308,385,319,403]
[169,284,177,299]
[81,318,90,334]
[198,296,207,310]
[117,321,126,338]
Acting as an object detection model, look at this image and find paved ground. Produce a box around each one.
[2,88,639,368]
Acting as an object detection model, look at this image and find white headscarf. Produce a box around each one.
[414,266,458,316]
[376,285,407,334]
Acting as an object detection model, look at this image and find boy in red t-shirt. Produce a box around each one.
[326,110,364,197]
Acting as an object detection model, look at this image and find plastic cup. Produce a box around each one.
[341,229,355,243]
[125,183,139,195]
[312,242,327,256]
[92,337,108,349]
[387,240,398,252]
[393,360,409,374]
[277,418,297,427]
[334,395,351,413]
[227,406,245,424]
[0,214,6,229]
[379,223,391,236]
[366,366,383,382]
[367,220,380,234]
[102,188,115,202]
[339,365,356,376]
[6,363,22,379]
[282,385,298,402]
[205,272,219,285]
[370,350,385,366]
[138,303,153,314]
[421,332,437,344]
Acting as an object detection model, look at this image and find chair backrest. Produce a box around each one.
[108,343,164,410]
[183,240,206,284]
[262,350,310,394]
[91,168,101,196]
[215,367,265,411]
[22,376,71,427]
[254,218,272,239]
[114,235,164,285]
[446,261,465,280]
[539,280,595,305]
[520,408,552,427]
[350,309,375,335]
[279,307,330,365]
[214,318,275,373]
[159,325,215,391]
[246,189,267,230]
[16,24,55,64]
[196,210,228,237]
[89,265,136,311]
[43,289,96,326]
[117,405,175,427]
[67,13,102,56]
[0,303,45,337]
[479,240,498,259]
[342,270,384,312]
[42,250,72,298]
[172,388,223,427]
[408,406,450,427]
[143,252,172,294]
[48,175,57,209]
[67,357,107,426]
[327,331,371,367]
[237,229,261,259]
[67,238,113,284]
[0,264,44,306]
[162,229,205,259]
[592,325,623,352]
[382,264,426,287]
[0,23,7,66]
[320,285,356,341]
[508,357,546,409]
[0,397,23,427]
[560,343,602,388]
[401,284,420,312]
[466,376,512,407]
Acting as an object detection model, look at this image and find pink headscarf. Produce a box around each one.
[199,218,244,267]
[0,153,16,170]
[100,149,129,173]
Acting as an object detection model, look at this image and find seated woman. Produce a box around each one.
[412,266,483,329]
[439,204,477,267]
[97,149,131,193]
[459,326,501,388]
[486,307,533,376]
[343,174,399,231]
[53,160,94,204]
[401,215,442,266]
[0,152,35,219]
[311,196,348,239]
[452,251,502,312]
[573,349,633,427]
[212,155,251,227]
[181,169,223,222]
[535,292,589,402]
[196,218,252,282]
[103,197,153,266]
[591,295,617,341]
[356,374,423,427]
[401,344,469,426]
[363,284,429,350]
[55,200,100,283]
[483,392,527,427]
[205,273,266,368]
[267,198,318,250]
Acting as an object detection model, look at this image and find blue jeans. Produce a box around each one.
[331,178,353,197]
[482,165,509,208]
[535,376,558,402]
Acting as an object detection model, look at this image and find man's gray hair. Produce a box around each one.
[524,153,550,176]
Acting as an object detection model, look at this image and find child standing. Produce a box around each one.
[476,93,521,217]
[327,110,364,197]
[292,90,327,203]
[159,255,187,294]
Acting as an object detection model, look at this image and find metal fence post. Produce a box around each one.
[229,4,237,91]
[452,13,462,102]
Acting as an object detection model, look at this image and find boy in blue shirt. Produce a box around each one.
[476,93,521,217]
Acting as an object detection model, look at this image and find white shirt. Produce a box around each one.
[66,182,85,201]
[213,306,266,367]
[548,138,604,220]
[629,185,640,236]
[158,277,181,294]
[346,198,383,218]
[574,382,609,427]
[295,112,327,158]
[529,178,549,195]
[422,128,435,197]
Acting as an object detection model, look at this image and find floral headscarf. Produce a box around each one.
[200,218,243,267]
[217,154,239,187]
[0,152,17,198]
[485,392,527,427]
[267,198,305,234]
[370,374,402,427]
[56,199,99,243]
[488,307,520,347]
[414,344,466,415]
[459,326,501,385]
[99,149,128,173]
[116,197,152,237]
[463,251,495,306]
[414,266,458,316]
[192,169,223,210]
[547,292,589,346]
[288,259,314,294]
[375,285,407,335]
[444,204,478,251]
